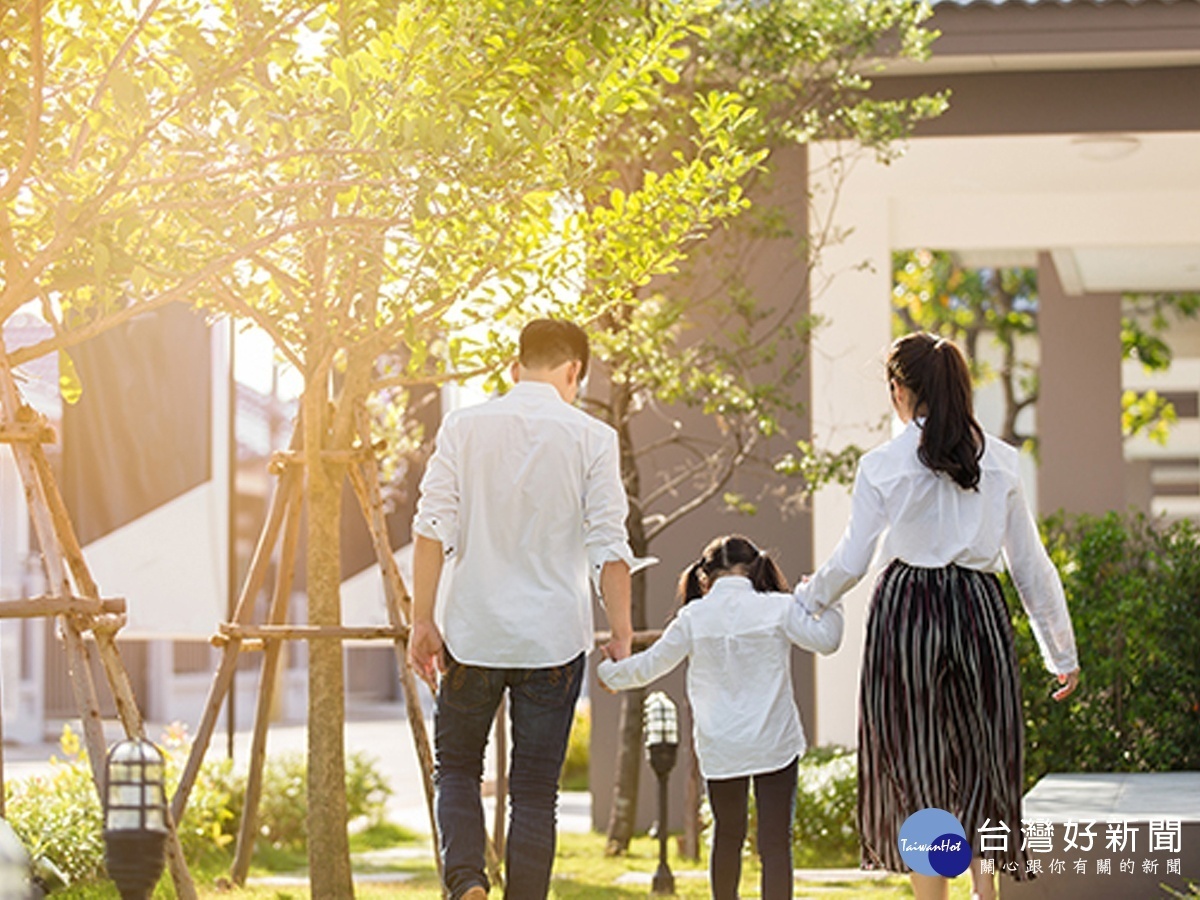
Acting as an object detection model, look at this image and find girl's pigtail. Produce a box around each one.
[749,550,790,594]
[678,561,706,605]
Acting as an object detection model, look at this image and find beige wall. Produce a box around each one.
[1037,252,1126,516]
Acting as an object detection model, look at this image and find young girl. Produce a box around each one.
[598,534,843,900]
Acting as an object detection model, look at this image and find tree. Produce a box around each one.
[5,0,779,890]
[158,0,774,891]
[892,249,1039,446]
[0,0,328,367]
[892,248,1200,449]
[2,3,331,894]
[588,0,948,853]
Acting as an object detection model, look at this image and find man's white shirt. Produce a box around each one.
[413,381,633,667]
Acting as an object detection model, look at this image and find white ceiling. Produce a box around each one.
[837,131,1200,293]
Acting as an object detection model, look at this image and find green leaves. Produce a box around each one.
[57,350,83,405]
[1005,511,1200,787]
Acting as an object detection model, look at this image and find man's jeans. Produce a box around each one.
[434,652,584,900]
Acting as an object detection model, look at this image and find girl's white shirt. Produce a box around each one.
[797,420,1079,675]
[597,575,843,780]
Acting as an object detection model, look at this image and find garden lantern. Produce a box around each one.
[643,691,679,895]
[103,739,168,900]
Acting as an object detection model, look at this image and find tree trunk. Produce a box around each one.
[304,383,355,898]
[605,384,648,855]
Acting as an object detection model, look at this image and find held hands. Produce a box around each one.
[1052,668,1080,702]
[407,620,446,693]
[595,633,631,695]
[602,633,632,663]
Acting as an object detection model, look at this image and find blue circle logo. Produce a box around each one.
[897,808,972,877]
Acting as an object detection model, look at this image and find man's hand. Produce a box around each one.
[602,634,632,662]
[408,620,446,693]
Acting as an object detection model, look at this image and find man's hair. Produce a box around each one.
[518,319,589,381]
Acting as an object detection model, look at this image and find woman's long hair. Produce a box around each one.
[678,534,789,605]
[887,332,985,491]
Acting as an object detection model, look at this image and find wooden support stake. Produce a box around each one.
[493,696,508,862]
[218,623,408,641]
[0,421,55,443]
[170,643,241,826]
[28,424,198,898]
[0,596,125,618]
[232,477,303,886]
[348,456,450,890]
[595,629,663,651]
[172,422,303,825]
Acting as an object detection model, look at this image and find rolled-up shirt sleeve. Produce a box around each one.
[584,428,634,592]
[803,462,888,613]
[412,414,461,556]
[1003,480,1079,675]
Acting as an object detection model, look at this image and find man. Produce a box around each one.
[408,318,634,900]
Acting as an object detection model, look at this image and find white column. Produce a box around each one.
[808,144,894,749]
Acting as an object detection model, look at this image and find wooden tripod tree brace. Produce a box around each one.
[0,349,197,899]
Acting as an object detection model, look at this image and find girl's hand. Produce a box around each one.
[1052,668,1080,702]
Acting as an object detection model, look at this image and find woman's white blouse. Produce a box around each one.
[798,421,1079,675]
[597,576,843,780]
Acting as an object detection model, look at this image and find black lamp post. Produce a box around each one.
[103,738,168,900]
[644,690,679,895]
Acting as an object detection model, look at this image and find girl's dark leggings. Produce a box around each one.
[705,755,798,899]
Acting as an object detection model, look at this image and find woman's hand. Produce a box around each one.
[1052,668,1080,702]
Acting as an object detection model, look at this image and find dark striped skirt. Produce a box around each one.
[858,560,1031,880]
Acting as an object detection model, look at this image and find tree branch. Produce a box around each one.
[8,215,385,366]
[369,364,494,393]
[645,432,757,543]
[643,434,753,547]
[67,0,163,167]
[210,278,303,373]
[0,0,43,204]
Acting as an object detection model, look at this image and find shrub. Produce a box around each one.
[4,724,395,886]
[1004,511,1200,790]
[791,746,858,868]
[742,745,859,869]
[252,750,392,853]
[561,703,590,791]
[4,726,106,885]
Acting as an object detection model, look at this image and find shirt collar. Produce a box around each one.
[707,574,753,593]
[509,381,564,402]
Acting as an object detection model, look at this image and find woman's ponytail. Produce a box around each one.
[888,333,984,491]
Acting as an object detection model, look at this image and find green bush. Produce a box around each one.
[742,745,859,868]
[561,703,590,791]
[792,746,858,868]
[3,724,395,888]
[4,727,106,885]
[252,750,393,853]
[1004,511,1200,790]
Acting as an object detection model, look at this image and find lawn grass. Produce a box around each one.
[53,829,981,898]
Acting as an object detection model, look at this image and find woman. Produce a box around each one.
[799,333,1080,900]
